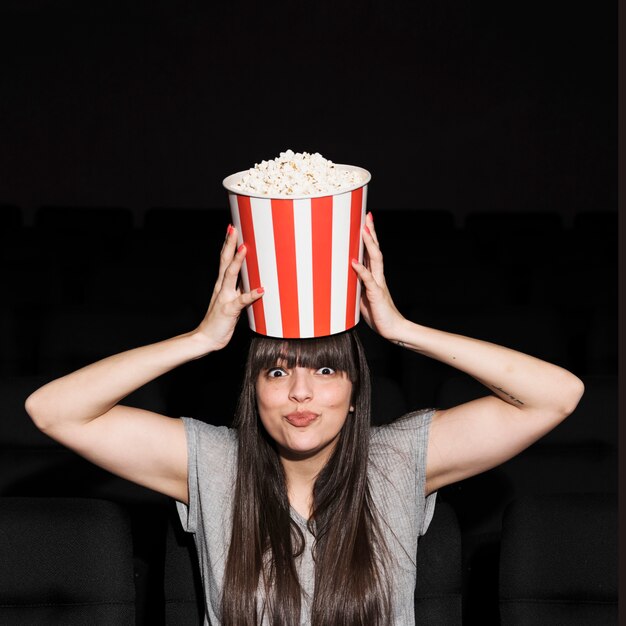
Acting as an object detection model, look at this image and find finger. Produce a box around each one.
[222,286,265,315]
[214,225,239,293]
[362,224,385,284]
[365,211,379,245]
[237,286,265,308]
[218,223,237,257]
[351,257,381,292]
[214,224,236,289]
[221,242,247,293]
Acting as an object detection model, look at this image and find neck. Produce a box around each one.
[279,445,335,519]
[282,454,322,482]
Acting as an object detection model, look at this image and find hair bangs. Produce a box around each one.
[248,332,359,382]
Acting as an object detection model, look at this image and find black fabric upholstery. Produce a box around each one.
[144,207,224,232]
[0,497,135,625]
[414,501,462,624]
[164,509,204,625]
[37,307,197,375]
[499,493,617,625]
[35,206,134,231]
[370,374,408,426]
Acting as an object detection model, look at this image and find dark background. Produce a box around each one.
[0,0,616,223]
[0,2,617,625]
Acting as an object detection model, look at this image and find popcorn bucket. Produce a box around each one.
[223,165,371,338]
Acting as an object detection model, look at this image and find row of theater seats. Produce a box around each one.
[0,203,616,230]
[0,207,616,286]
[1,244,615,318]
[1,206,617,623]
[0,299,615,410]
[1,206,616,278]
[0,494,616,625]
[0,371,616,623]
[1,207,617,382]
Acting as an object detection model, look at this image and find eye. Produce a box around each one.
[267,367,288,378]
[316,366,336,376]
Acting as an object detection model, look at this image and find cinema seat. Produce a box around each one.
[499,494,617,625]
[164,509,204,625]
[415,501,463,624]
[0,497,135,625]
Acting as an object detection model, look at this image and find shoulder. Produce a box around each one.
[180,417,238,457]
[369,408,436,469]
[370,408,436,444]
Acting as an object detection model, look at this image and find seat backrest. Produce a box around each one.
[415,501,463,624]
[499,493,617,625]
[370,374,408,426]
[35,206,134,231]
[0,497,135,624]
[38,306,196,376]
[164,510,204,625]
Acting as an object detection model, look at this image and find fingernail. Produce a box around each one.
[256,287,265,295]
[238,243,246,253]
[364,224,371,235]
[351,258,359,265]
[226,224,234,236]
[367,211,373,222]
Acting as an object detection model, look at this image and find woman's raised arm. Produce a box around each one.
[25,225,263,504]
[351,213,584,496]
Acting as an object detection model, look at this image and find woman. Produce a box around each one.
[25,213,584,625]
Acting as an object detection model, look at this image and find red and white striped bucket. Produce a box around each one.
[223,165,370,338]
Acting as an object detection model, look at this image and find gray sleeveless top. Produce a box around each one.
[176,408,437,625]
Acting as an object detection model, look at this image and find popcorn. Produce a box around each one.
[232,150,368,196]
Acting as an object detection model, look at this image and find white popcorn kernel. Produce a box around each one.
[233,150,366,196]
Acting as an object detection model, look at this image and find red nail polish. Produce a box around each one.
[364,224,371,235]
[226,224,234,236]
[256,287,265,295]
[238,243,246,253]
[368,211,373,222]
[351,258,358,265]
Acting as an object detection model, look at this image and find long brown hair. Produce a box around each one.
[221,329,391,625]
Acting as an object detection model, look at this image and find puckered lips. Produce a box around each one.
[284,411,319,428]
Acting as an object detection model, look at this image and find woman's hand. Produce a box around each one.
[351,212,406,342]
[195,225,264,353]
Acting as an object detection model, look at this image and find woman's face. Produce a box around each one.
[255,361,354,462]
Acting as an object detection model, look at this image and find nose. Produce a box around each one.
[288,368,313,403]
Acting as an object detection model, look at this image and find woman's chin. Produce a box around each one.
[278,437,337,461]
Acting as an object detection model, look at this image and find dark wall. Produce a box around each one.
[0,1,616,222]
